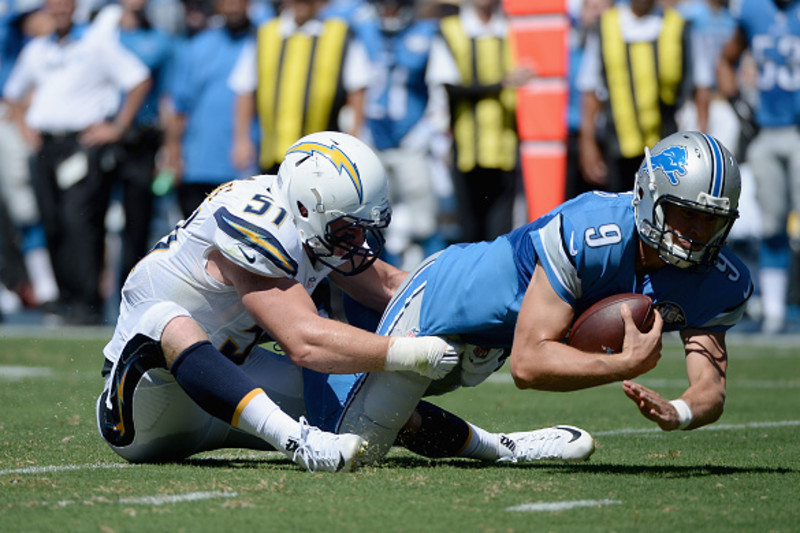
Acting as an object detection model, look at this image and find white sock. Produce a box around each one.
[24,248,59,304]
[234,390,299,453]
[760,267,788,322]
[459,423,511,460]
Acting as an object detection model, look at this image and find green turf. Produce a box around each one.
[1,332,798,532]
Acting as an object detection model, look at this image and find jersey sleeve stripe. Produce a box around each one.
[700,300,747,330]
[536,214,582,303]
[214,208,299,275]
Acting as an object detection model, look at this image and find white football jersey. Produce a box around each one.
[104,176,337,364]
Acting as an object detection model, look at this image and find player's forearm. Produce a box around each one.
[272,315,455,380]
[510,341,632,392]
[716,31,745,100]
[114,78,152,132]
[283,316,391,373]
[716,57,738,99]
[678,381,726,430]
[233,92,255,142]
[332,260,407,312]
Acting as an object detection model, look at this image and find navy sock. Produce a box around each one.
[170,341,260,424]
[396,400,471,458]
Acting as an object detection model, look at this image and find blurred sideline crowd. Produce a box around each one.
[0,0,798,333]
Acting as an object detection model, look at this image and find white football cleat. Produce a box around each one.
[498,425,595,463]
[287,417,367,473]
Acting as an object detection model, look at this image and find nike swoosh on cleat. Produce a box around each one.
[555,426,583,443]
[336,453,346,472]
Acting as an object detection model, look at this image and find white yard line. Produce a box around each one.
[0,462,134,476]
[0,366,53,379]
[506,499,622,512]
[0,365,103,380]
[44,491,239,508]
[594,419,800,437]
[118,491,239,505]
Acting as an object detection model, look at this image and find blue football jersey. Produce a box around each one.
[170,26,257,182]
[418,192,753,347]
[731,0,800,126]
[361,18,438,150]
[119,26,174,128]
[0,0,30,93]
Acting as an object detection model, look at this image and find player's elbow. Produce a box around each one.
[285,345,315,368]
[275,325,319,369]
[510,358,543,390]
[693,389,726,429]
[707,390,726,424]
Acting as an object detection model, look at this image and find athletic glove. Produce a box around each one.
[384,336,459,380]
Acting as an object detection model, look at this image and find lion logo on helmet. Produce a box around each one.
[651,145,688,186]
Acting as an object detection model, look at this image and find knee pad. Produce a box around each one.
[337,371,429,464]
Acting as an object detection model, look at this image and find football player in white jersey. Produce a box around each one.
[96,131,460,473]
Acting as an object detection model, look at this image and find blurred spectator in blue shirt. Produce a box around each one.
[162,0,260,218]
[110,0,176,277]
[564,0,611,200]
[348,0,446,270]
[717,0,800,333]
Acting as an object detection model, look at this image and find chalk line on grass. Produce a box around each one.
[119,491,239,505]
[506,499,622,512]
[0,462,134,476]
[594,419,800,437]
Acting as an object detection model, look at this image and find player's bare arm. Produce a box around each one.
[679,329,728,427]
[510,263,663,392]
[716,28,747,99]
[622,329,726,431]
[330,258,408,313]
[209,249,391,374]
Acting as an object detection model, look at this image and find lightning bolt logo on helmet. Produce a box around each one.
[650,145,688,185]
[286,141,363,202]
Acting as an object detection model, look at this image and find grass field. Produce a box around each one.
[1,329,798,532]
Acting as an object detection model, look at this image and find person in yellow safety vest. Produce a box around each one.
[576,0,702,193]
[229,0,371,174]
[426,0,531,243]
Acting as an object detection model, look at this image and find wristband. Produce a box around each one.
[669,399,693,430]
[384,337,417,372]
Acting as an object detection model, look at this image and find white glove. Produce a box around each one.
[384,336,459,380]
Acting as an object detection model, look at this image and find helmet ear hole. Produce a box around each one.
[298,202,309,218]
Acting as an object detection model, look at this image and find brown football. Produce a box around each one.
[567,293,656,354]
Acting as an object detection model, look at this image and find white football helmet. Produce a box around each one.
[632,131,740,269]
[274,131,391,275]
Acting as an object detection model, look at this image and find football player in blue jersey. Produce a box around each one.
[337,131,753,465]
[717,0,800,334]
[357,0,446,269]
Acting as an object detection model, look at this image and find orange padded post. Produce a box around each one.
[510,17,568,77]
[516,81,568,142]
[504,0,566,16]
[520,143,567,221]
[505,0,570,221]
